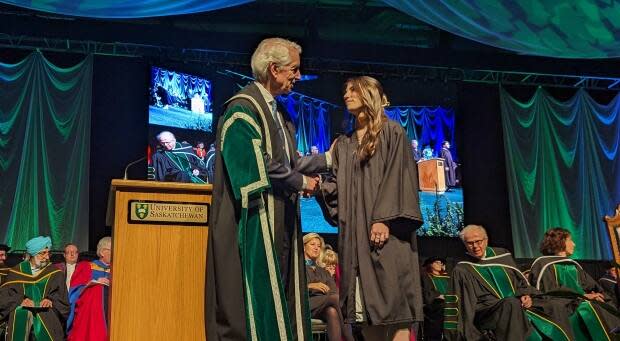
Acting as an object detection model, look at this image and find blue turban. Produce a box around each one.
[25,236,51,255]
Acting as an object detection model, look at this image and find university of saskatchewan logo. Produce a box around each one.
[135,203,149,220]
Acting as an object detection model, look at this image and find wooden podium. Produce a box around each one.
[108,179,211,341]
[417,158,447,193]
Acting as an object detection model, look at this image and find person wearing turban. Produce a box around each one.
[0,236,69,341]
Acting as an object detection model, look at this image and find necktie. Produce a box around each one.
[271,100,291,163]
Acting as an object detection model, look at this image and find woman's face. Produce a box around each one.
[430,260,444,274]
[563,235,575,256]
[304,238,322,261]
[343,83,363,114]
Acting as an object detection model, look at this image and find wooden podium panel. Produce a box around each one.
[109,180,211,341]
[417,158,447,193]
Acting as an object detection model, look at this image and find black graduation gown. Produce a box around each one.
[317,119,424,325]
[440,147,456,187]
[151,142,208,182]
[599,274,619,309]
[444,248,573,341]
[205,82,329,341]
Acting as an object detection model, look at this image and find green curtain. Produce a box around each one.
[501,86,620,260]
[0,51,92,251]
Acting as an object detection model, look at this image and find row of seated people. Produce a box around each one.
[423,225,620,341]
[0,236,110,341]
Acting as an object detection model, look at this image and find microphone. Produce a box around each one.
[123,156,146,180]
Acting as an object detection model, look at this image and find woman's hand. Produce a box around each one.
[370,222,390,249]
[308,282,330,294]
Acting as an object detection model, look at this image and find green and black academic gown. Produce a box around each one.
[599,274,619,309]
[205,83,329,341]
[151,142,208,183]
[0,266,9,286]
[0,261,69,341]
[443,247,572,341]
[421,273,449,340]
[530,256,620,340]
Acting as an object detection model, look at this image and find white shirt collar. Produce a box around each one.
[254,81,275,106]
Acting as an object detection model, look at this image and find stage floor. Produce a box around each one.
[149,105,212,131]
[300,188,464,237]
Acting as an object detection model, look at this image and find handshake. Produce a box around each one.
[301,174,321,197]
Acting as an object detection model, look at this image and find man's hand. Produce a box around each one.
[584,292,605,302]
[520,295,532,308]
[40,299,53,308]
[370,222,390,249]
[97,277,110,286]
[308,282,330,294]
[302,175,320,197]
[21,298,34,307]
[192,169,200,176]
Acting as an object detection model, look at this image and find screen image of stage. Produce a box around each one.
[147,66,215,184]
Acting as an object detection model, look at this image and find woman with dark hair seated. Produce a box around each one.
[530,227,620,339]
[303,233,353,341]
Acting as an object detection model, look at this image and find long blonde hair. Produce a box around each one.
[345,76,389,162]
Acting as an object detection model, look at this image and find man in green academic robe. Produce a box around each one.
[205,38,331,341]
[0,236,69,341]
[444,225,573,341]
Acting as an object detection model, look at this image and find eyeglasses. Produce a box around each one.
[465,238,487,247]
[36,250,50,256]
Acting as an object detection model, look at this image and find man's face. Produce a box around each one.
[444,142,450,149]
[412,140,418,149]
[0,250,6,265]
[31,248,50,268]
[610,267,618,279]
[100,245,112,264]
[159,134,176,151]
[270,48,301,96]
[310,146,319,155]
[463,230,488,259]
[64,245,79,265]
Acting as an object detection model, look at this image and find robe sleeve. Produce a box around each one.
[220,105,270,201]
[444,266,484,341]
[370,124,422,235]
[421,273,442,305]
[315,138,342,226]
[0,280,23,321]
[46,271,70,320]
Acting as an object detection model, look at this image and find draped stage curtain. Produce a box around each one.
[278,94,331,155]
[384,0,620,59]
[501,86,620,260]
[384,106,457,160]
[0,0,252,18]
[0,51,92,250]
[152,67,212,113]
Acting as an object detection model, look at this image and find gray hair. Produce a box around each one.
[459,224,488,242]
[251,37,302,83]
[156,131,175,142]
[96,236,112,257]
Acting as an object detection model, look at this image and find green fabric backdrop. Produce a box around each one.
[501,86,620,260]
[0,51,92,251]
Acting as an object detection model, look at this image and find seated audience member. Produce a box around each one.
[530,227,620,339]
[421,257,448,341]
[0,244,11,285]
[303,233,353,341]
[599,262,619,308]
[151,131,208,183]
[319,248,339,286]
[55,243,79,291]
[67,237,111,341]
[444,225,572,341]
[0,236,69,340]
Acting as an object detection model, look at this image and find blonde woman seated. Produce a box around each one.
[303,233,353,341]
